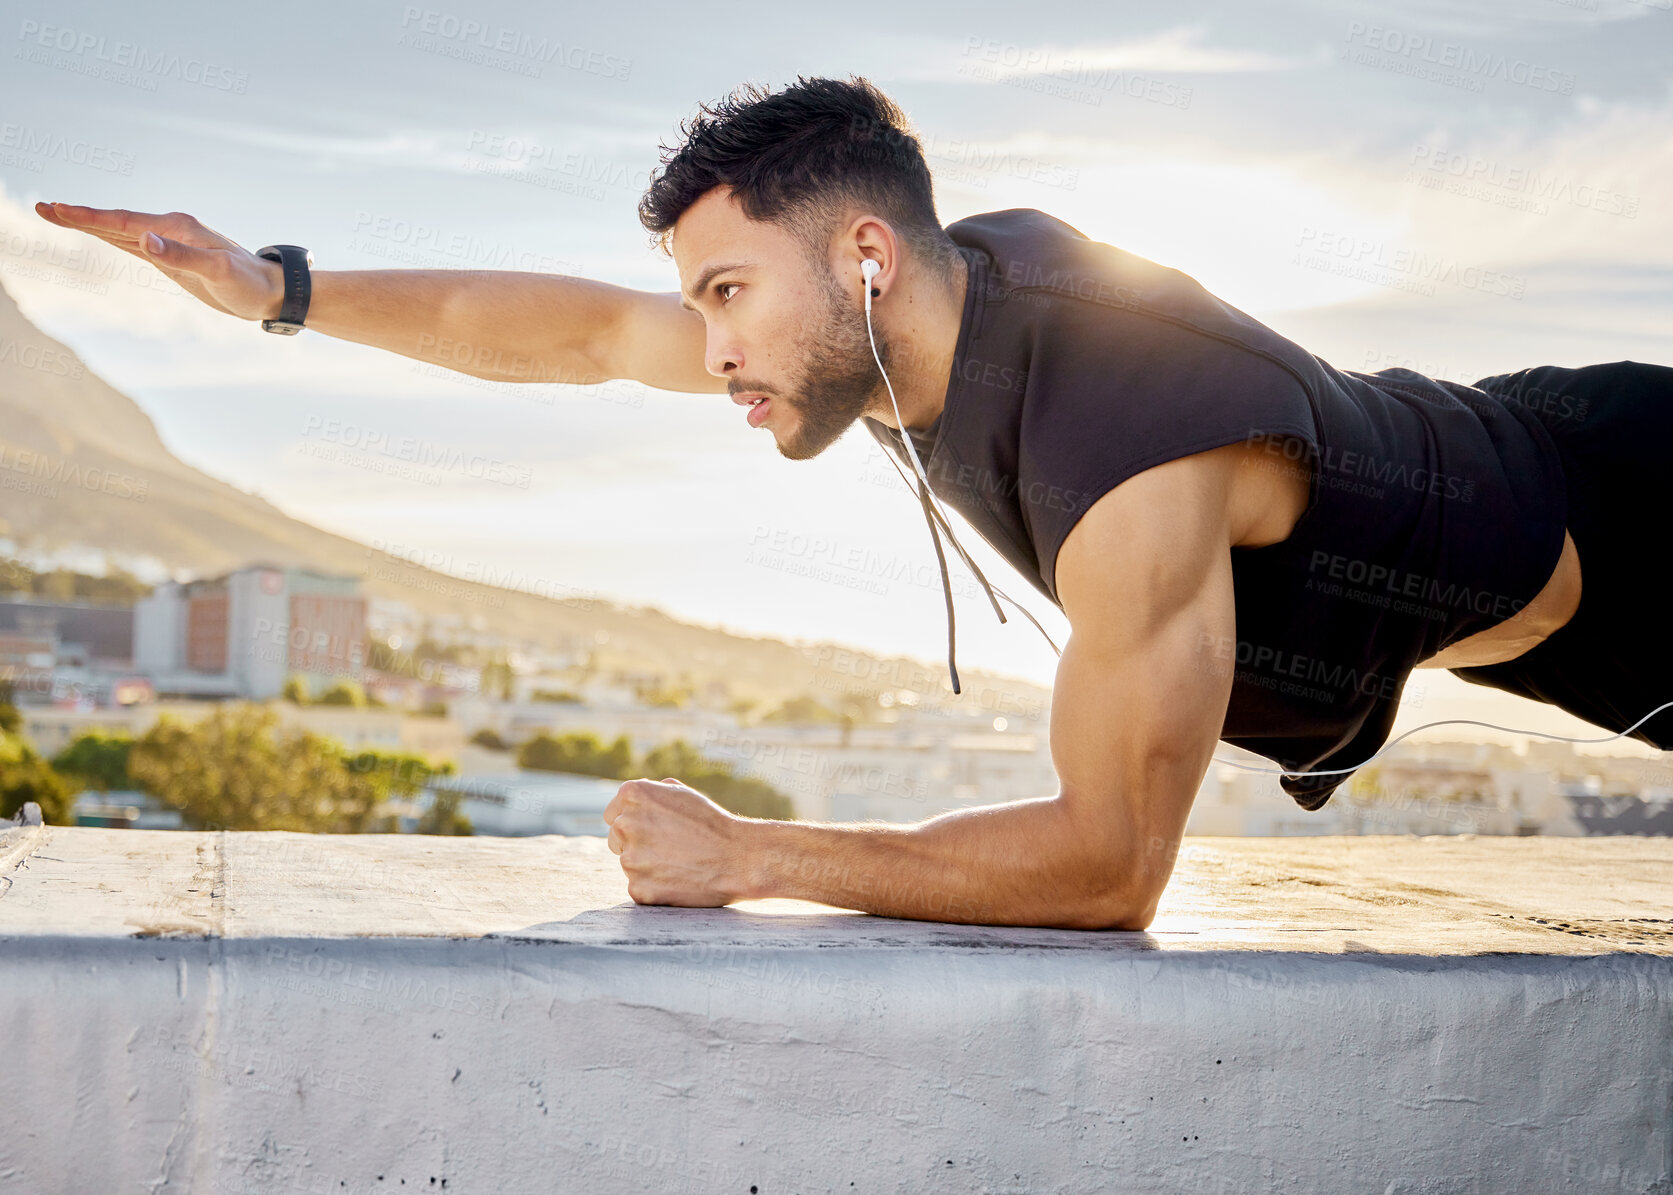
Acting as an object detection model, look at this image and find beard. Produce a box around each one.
[770,266,892,462]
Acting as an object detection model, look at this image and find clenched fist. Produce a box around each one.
[602,778,756,907]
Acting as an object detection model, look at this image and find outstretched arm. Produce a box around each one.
[34,201,726,394]
[602,449,1239,930]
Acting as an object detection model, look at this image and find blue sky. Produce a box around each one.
[2,0,1670,746]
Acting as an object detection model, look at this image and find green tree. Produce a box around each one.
[415,787,473,835]
[469,727,509,751]
[517,730,634,779]
[315,679,368,707]
[0,731,76,824]
[0,700,21,734]
[51,731,133,792]
[282,674,311,704]
[34,569,76,601]
[479,655,515,701]
[759,695,841,724]
[638,684,692,709]
[529,688,582,704]
[340,746,456,805]
[0,558,34,596]
[0,558,150,604]
[125,703,433,833]
[639,738,794,821]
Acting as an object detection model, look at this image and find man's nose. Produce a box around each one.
[706,335,741,378]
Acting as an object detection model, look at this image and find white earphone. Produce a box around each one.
[862,257,926,494]
[862,258,950,516]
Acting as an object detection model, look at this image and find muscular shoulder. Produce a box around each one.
[1040,432,1313,602]
[1056,435,1305,603]
[1055,447,1237,634]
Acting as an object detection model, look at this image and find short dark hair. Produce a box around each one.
[637,74,960,278]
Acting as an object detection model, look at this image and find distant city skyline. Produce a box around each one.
[3,0,1669,754]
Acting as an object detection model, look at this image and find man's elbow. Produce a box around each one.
[1073,887,1162,932]
[1054,869,1166,931]
[1052,827,1175,931]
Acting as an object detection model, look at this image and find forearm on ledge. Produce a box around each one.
[298,269,616,385]
[740,795,1151,930]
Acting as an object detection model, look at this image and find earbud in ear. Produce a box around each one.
[863,260,882,293]
[861,259,882,303]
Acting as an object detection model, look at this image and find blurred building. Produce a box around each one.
[450,692,1058,823]
[0,595,142,707]
[420,770,618,836]
[134,563,366,700]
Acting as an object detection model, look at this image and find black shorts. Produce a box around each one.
[1449,360,1673,749]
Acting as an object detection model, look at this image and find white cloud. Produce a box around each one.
[1025,25,1330,74]
[1318,0,1670,37]
[914,23,1331,85]
[106,106,655,178]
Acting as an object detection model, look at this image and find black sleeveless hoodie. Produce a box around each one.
[862,208,1569,810]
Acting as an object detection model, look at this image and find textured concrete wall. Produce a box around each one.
[2,827,1670,1193]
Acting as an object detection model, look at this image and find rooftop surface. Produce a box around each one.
[5,827,1669,1193]
[4,825,1669,953]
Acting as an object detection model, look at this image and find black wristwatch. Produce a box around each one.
[254,244,313,334]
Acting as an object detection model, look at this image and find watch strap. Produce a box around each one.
[255,244,312,334]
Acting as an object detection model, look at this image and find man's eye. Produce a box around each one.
[718,283,740,303]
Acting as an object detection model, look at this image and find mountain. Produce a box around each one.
[0,278,1051,718]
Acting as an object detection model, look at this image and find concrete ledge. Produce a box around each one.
[2,827,1670,1192]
